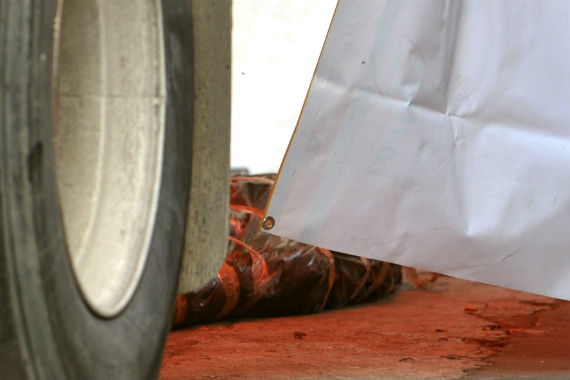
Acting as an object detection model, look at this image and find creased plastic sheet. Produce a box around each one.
[265,0,570,300]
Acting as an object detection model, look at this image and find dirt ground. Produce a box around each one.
[160,276,569,380]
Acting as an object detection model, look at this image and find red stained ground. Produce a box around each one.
[160,276,569,380]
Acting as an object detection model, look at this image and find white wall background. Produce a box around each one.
[231,0,337,174]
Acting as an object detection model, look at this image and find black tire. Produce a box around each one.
[0,1,194,378]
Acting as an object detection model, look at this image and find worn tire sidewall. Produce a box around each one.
[0,1,194,378]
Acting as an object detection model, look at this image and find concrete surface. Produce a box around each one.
[160,276,569,379]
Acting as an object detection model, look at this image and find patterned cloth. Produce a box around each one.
[173,175,401,329]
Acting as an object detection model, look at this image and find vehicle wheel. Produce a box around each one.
[0,1,194,378]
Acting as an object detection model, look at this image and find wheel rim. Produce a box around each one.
[52,0,166,317]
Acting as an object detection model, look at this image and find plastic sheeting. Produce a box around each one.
[265,0,569,300]
[173,175,401,328]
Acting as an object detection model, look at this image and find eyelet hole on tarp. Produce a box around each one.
[262,216,275,230]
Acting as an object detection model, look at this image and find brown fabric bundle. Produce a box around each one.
[173,175,401,329]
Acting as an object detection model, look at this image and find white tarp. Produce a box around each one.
[265,0,570,300]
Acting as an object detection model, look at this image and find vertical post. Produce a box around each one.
[178,0,231,293]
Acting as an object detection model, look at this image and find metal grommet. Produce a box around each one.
[262,216,275,230]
